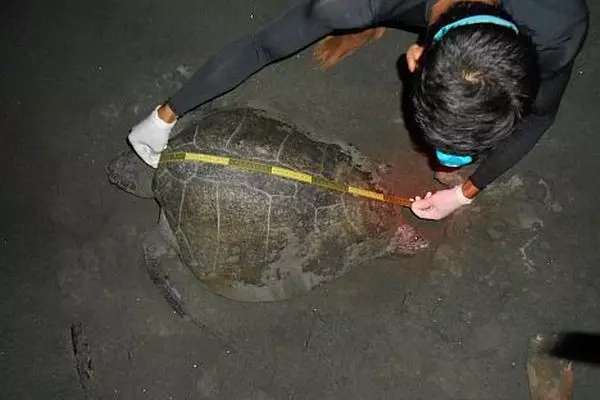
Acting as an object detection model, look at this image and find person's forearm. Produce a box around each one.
[469,113,554,190]
[469,65,574,190]
[167,1,331,116]
[461,179,480,199]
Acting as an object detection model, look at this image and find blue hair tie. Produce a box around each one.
[436,150,473,167]
[433,15,519,42]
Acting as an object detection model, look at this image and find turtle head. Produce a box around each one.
[105,151,156,199]
[386,223,429,254]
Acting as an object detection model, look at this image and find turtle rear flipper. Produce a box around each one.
[106,151,155,198]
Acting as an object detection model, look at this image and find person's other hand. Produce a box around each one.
[128,106,175,168]
[406,44,424,72]
[411,185,473,220]
[313,27,386,70]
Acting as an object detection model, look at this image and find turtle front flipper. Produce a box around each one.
[106,150,155,198]
[142,224,187,318]
[386,223,429,255]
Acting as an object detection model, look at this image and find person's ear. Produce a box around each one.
[406,44,424,72]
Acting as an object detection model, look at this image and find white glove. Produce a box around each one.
[411,185,473,220]
[128,106,175,168]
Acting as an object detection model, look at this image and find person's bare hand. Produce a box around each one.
[313,27,386,70]
[406,44,424,72]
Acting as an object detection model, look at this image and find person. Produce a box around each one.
[127,0,589,220]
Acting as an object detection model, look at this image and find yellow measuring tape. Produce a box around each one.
[159,152,413,208]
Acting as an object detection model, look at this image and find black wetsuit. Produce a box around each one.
[167,0,589,189]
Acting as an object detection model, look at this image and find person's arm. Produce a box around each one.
[129,0,424,169]
[468,65,572,191]
[468,17,590,192]
[168,0,380,116]
[411,83,570,219]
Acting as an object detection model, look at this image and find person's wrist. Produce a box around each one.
[157,103,178,124]
[454,184,473,206]
[461,179,479,200]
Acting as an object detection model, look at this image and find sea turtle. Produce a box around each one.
[107,106,428,303]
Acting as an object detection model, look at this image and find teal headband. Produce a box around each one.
[433,15,519,42]
[435,150,473,168]
[431,15,518,168]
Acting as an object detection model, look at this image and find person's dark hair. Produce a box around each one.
[410,2,539,156]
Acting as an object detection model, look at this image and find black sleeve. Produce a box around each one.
[470,65,572,189]
[168,0,380,115]
[470,17,589,189]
